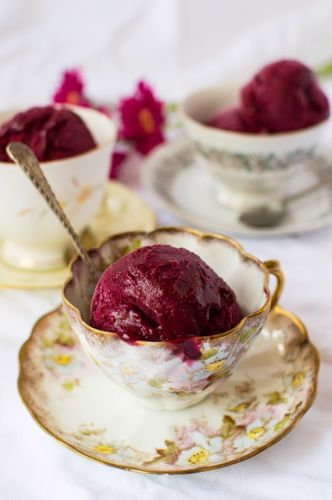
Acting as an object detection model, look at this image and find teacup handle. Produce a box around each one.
[263,260,284,311]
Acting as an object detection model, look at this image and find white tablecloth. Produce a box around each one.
[1,1,332,499]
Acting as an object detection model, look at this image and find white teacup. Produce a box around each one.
[181,85,328,211]
[0,105,116,270]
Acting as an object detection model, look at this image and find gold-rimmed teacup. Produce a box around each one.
[62,227,284,410]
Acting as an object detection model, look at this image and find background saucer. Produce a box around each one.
[18,305,318,474]
[0,181,156,290]
[142,139,332,237]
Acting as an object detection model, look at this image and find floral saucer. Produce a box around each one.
[18,305,318,474]
[0,181,156,290]
[142,139,332,237]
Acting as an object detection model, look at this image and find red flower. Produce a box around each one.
[119,81,165,155]
[52,69,91,107]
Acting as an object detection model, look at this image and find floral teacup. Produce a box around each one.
[62,227,284,410]
[0,104,116,270]
[181,85,328,211]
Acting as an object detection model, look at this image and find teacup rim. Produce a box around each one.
[62,227,271,345]
[0,103,117,167]
[181,83,329,140]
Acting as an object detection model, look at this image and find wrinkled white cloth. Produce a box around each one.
[1,1,332,499]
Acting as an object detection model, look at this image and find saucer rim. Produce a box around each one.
[142,139,332,237]
[0,181,157,290]
[17,305,320,475]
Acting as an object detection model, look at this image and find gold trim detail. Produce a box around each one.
[17,305,319,475]
[62,227,276,345]
[263,260,285,311]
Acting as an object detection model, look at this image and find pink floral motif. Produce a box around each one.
[221,440,237,458]
[236,403,279,426]
[170,378,210,393]
[22,301,316,472]
[118,80,165,155]
[174,420,215,450]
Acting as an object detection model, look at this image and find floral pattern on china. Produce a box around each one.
[18,304,318,473]
[62,227,283,410]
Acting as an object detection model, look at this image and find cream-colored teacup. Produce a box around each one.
[181,85,328,211]
[63,228,284,410]
[0,105,116,270]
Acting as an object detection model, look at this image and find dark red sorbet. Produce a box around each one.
[207,59,329,134]
[0,106,96,162]
[241,59,330,133]
[208,106,264,133]
[90,244,243,342]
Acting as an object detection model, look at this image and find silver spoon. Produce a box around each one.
[239,200,287,228]
[239,172,332,228]
[6,142,99,279]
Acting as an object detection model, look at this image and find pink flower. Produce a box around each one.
[236,403,279,426]
[118,80,165,155]
[170,379,209,392]
[52,69,91,107]
[174,420,215,450]
[53,69,111,117]
[174,426,195,449]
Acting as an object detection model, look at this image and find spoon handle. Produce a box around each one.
[6,142,99,279]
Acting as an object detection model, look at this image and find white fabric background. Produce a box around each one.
[0,1,332,499]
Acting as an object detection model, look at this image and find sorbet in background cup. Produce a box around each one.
[181,60,330,211]
[0,105,116,270]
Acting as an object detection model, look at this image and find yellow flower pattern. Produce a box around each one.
[29,307,316,472]
[228,401,251,412]
[201,347,218,360]
[62,379,79,391]
[292,372,305,389]
[53,354,72,366]
[121,363,136,375]
[274,415,291,432]
[94,444,116,455]
[186,447,210,465]
[246,426,266,440]
[265,391,287,405]
[205,360,225,372]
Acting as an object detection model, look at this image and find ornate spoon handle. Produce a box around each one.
[7,142,99,279]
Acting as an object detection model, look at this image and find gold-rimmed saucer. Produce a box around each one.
[0,181,156,290]
[18,305,319,474]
